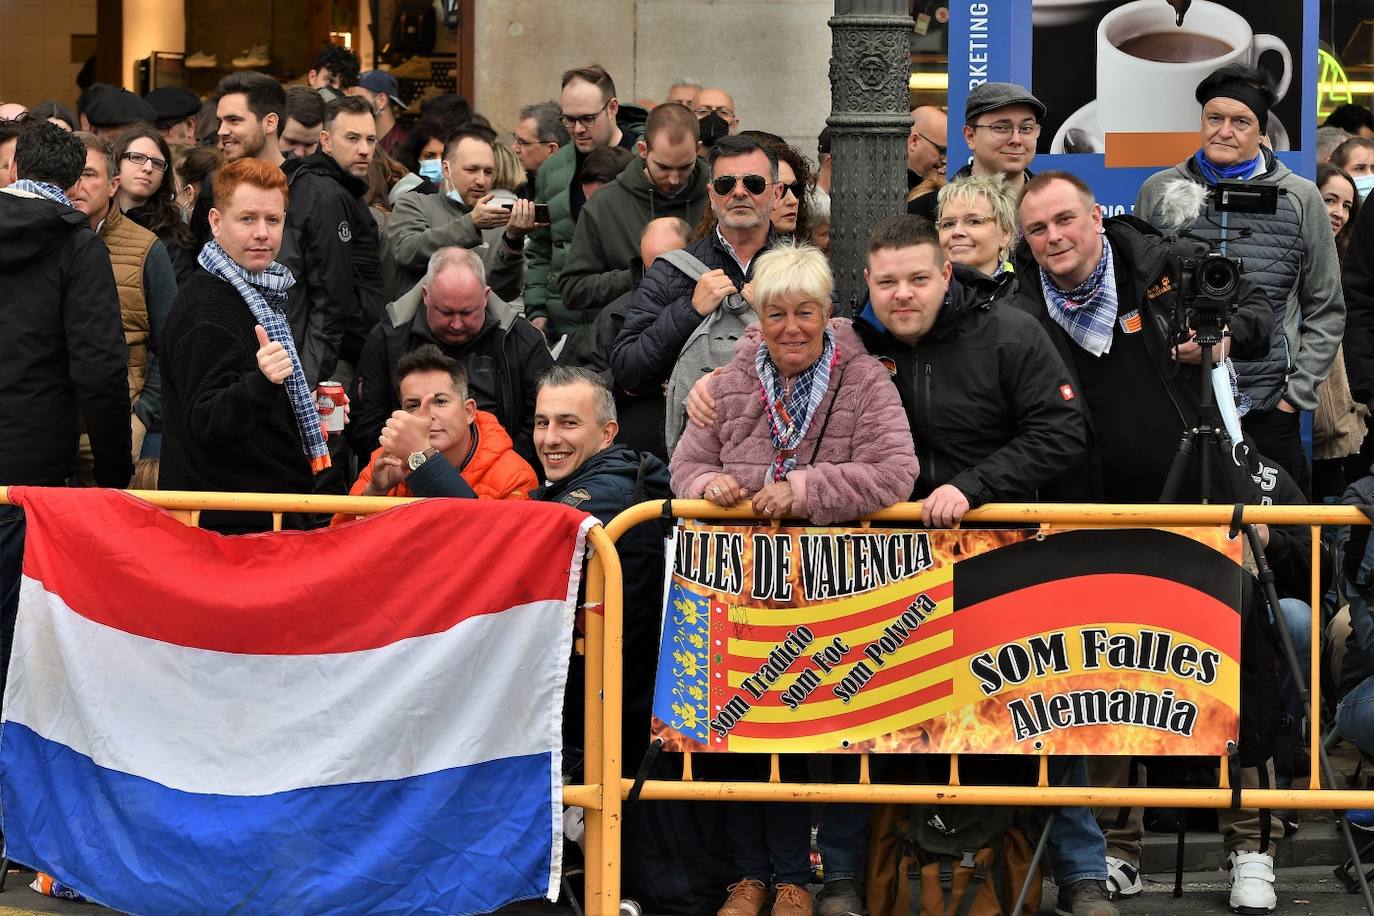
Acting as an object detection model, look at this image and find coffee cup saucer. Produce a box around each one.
[1050,99,1290,155]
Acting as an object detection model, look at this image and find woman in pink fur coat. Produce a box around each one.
[670,242,919,527]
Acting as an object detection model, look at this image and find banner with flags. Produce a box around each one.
[652,523,1243,756]
[1,488,592,915]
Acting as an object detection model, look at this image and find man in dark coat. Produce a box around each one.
[279,94,385,388]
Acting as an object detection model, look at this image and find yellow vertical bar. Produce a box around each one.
[948,754,961,786]
[1310,525,1322,790]
[859,753,871,785]
[1038,755,1049,787]
[272,512,283,532]
[683,751,694,782]
[1218,756,1230,789]
[769,753,781,783]
[582,548,607,913]
[594,529,625,914]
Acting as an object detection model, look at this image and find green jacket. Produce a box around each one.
[559,155,710,316]
[524,103,648,338]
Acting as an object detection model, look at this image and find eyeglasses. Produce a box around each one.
[970,122,1041,140]
[916,132,947,157]
[122,151,169,172]
[511,135,543,148]
[694,105,734,119]
[779,180,805,200]
[712,174,769,196]
[559,100,610,129]
[937,215,993,232]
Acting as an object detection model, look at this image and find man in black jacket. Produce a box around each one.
[350,246,552,470]
[280,95,385,388]
[0,119,131,488]
[1012,172,1285,913]
[610,133,778,397]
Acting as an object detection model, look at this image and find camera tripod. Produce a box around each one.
[1160,330,1374,911]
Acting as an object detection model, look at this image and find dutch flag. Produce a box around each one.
[0,488,592,915]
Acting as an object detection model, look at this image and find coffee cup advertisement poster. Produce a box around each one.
[947,0,1315,214]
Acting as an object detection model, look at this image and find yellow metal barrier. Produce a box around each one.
[589,500,1374,913]
[0,487,621,914]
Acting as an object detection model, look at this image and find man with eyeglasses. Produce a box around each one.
[560,102,710,354]
[910,83,1044,223]
[68,131,176,467]
[511,101,570,198]
[611,134,778,421]
[691,87,738,133]
[524,65,647,344]
[905,105,947,212]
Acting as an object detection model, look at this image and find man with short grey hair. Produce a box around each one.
[513,101,570,195]
[350,245,552,468]
[666,80,701,107]
[1318,125,1352,164]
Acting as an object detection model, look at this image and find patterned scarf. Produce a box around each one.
[1040,235,1118,357]
[1193,149,1263,186]
[755,329,837,483]
[197,240,330,473]
[7,179,73,207]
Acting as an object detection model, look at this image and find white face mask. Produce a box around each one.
[1355,173,1374,202]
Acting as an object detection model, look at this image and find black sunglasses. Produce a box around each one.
[780,181,805,200]
[712,174,769,196]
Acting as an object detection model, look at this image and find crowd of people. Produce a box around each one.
[5,42,1374,916]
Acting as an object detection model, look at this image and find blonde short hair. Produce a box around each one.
[749,241,834,316]
[936,172,1017,236]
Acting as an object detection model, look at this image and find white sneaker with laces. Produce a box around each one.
[1104,855,1142,898]
[1227,850,1276,914]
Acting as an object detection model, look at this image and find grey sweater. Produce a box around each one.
[1134,150,1344,412]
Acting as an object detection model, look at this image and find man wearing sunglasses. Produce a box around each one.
[910,82,1045,223]
[905,105,947,213]
[524,65,647,345]
[611,133,778,408]
[560,101,710,342]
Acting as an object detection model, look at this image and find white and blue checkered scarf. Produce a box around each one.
[8,179,73,207]
[755,329,837,483]
[197,240,330,473]
[1040,235,1118,358]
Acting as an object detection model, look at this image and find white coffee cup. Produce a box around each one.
[1096,0,1291,134]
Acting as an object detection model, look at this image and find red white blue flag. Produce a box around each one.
[0,488,592,915]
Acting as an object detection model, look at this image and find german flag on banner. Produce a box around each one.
[650,524,1243,756]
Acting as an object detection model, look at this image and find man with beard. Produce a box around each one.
[215,71,286,168]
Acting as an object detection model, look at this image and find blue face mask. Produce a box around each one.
[1356,173,1374,202]
[418,158,444,184]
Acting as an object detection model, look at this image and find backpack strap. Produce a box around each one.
[938,857,955,915]
[657,248,712,281]
[805,363,846,467]
[952,858,990,916]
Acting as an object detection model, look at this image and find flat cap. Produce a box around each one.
[965,82,1046,123]
[86,88,157,128]
[144,86,201,125]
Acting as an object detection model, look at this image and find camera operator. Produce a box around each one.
[1011,171,1293,914]
[1135,64,1346,495]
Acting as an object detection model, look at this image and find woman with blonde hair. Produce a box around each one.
[934,172,1016,280]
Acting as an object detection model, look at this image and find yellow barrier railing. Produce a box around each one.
[589,500,1374,913]
[0,487,621,913]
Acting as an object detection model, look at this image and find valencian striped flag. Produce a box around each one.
[0,488,592,915]
[652,523,1243,756]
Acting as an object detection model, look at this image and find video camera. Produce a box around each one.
[1174,179,1278,347]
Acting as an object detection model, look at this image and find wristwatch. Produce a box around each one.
[407,448,437,471]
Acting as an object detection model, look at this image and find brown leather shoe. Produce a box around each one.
[772,883,813,916]
[718,878,770,916]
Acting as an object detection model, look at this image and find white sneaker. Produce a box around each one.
[184,50,218,68]
[1105,854,1143,898]
[231,44,271,68]
[1227,850,1276,914]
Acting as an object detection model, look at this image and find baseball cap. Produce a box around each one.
[965,82,1046,123]
[358,70,409,111]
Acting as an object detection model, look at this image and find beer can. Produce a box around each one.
[316,381,346,433]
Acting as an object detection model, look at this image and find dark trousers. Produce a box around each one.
[694,753,812,886]
[0,504,24,712]
[1243,405,1309,497]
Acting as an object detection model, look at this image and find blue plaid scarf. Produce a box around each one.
[1040,236,1118,357]
[755,329,838,483]
[7,179,73,207]
[197,240,330,473]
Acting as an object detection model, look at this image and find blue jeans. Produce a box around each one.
[1271,598,1312,787]
[728,801,812,886]
[816,759,1106,886]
